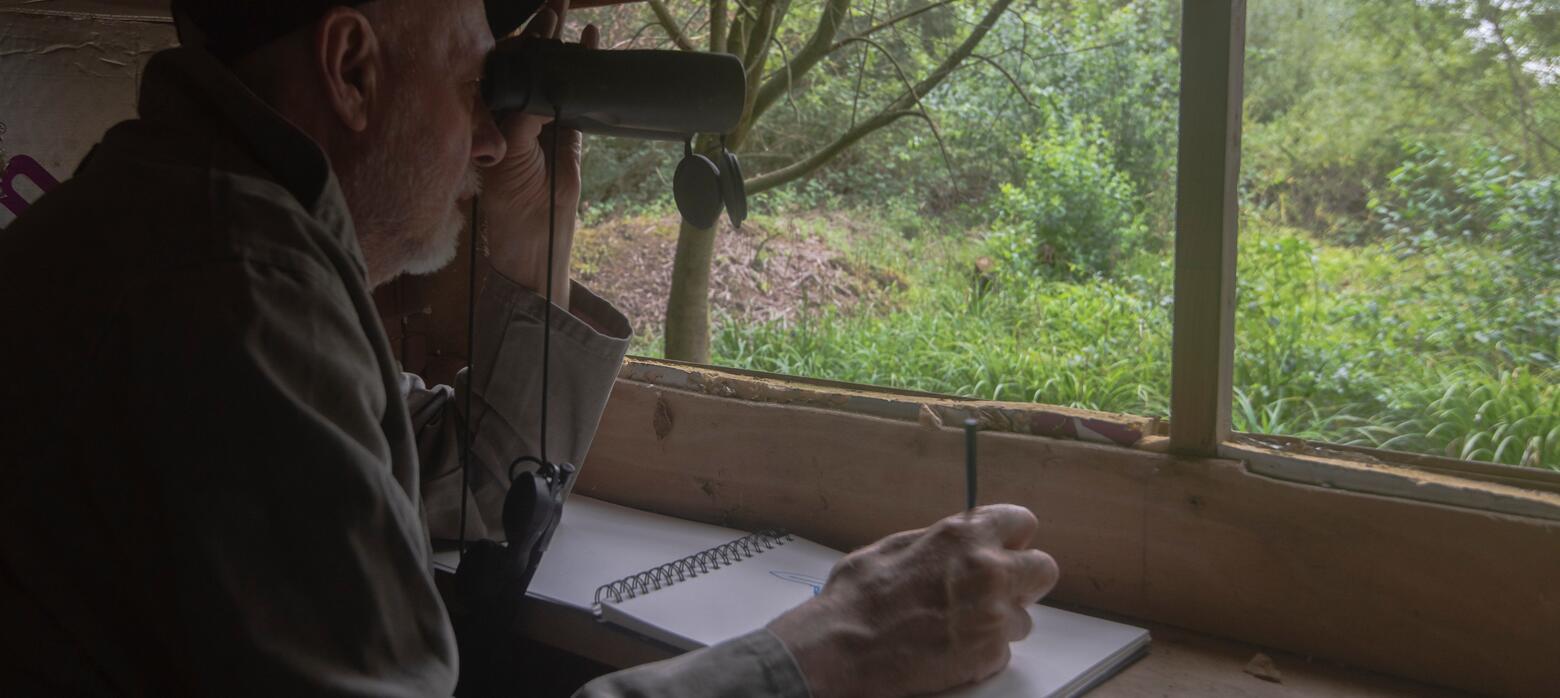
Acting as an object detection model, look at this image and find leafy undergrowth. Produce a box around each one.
[635,207,1559,471]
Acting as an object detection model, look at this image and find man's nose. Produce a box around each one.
[472,109,507,167]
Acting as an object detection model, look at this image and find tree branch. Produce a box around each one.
[743,0,779,81]
[645,0,698,51]
[884,0,1015,114]
[727,11,747,61]
[750,0,852,124]
[968,53,1037,111]
[849,0,880,127]
[836,36,959,195]
[710,0,729,53]
[729,0,761,22]
[746,110,923,194]
[617,21,664,48]
[746,0,1014,194]
[830,0,959,52]
[732,34,799,148]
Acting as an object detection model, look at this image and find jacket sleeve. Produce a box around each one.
[573,630,813,698]
[410,275,815,698]
[416,271,633,543]
[125,256,458,696]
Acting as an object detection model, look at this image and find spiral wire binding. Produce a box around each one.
[592,530,794,616]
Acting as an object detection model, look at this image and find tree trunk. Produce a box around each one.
[657,0,1010,361]
[663,217,719,362]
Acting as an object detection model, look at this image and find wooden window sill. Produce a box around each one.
[581,360,1560,695]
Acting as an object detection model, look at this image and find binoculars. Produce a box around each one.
[483,38,746,141]
[481,37,751,228]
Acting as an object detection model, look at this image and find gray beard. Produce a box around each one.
[347,132,481,282]
[402,164,481,276]
[399,200,465,276]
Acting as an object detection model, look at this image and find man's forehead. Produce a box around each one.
[456,0,497,53]
[391,0,492,67]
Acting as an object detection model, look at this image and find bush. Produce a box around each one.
[1370,142,1560,264]
[988,121,1146,279]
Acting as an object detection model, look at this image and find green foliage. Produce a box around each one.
[1370,142,1559,263]
[699,211,1557,470]
[987,122,1146,278]
[579,1,1182,230]
[1384,360,1559,468]
[583,0,1558,469]
[712,241,1173,414]
[1242,0,1558,236]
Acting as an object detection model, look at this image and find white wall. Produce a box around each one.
[0,10,174,226]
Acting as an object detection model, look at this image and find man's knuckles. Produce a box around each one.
[928,512,984,545]
[948,547,1011,597]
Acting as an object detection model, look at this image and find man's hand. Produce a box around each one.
[481,0,598,308]
[767,505,1060,697]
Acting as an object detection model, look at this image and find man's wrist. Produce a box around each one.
[483,213,573,307]
[767,597,874,698]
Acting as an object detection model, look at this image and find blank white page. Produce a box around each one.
[597,535,842,651]
[938,605,1149,698]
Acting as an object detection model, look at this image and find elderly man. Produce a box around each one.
[0,0,1059,695]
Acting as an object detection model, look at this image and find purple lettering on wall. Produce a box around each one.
[1,155,62,217]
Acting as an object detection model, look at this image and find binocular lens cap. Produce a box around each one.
[674,154,725,230]
[720,150,747,228]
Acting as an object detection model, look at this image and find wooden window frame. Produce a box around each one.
[582,4,1559,693]
[1169,0,1243,458]
[616,0,1560,512]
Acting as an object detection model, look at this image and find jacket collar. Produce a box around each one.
[134,46,363,278]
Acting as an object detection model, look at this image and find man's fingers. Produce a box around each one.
[546,0,571,39]
[973,640,1013,684]
[540,123,583,168]
[581,23,599,50]
[974,504,1039,550]
[1006,548,1059,604]
[503,111,548,146]
[1001,601,1035,641]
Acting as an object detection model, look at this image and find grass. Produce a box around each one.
[670,207,1559,471]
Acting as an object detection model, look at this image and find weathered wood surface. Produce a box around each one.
[1089,617,1465,698]
[578,378,1560,696]
[1169,0,1245,457]
[622,357,1160,447]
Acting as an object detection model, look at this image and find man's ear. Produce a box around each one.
[313,7,382,133]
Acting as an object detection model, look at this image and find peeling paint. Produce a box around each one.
[0,40,102,57]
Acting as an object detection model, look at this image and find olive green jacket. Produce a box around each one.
[0,47,806,698]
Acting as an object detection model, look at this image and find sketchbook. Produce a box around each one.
[435,496,1149,697]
